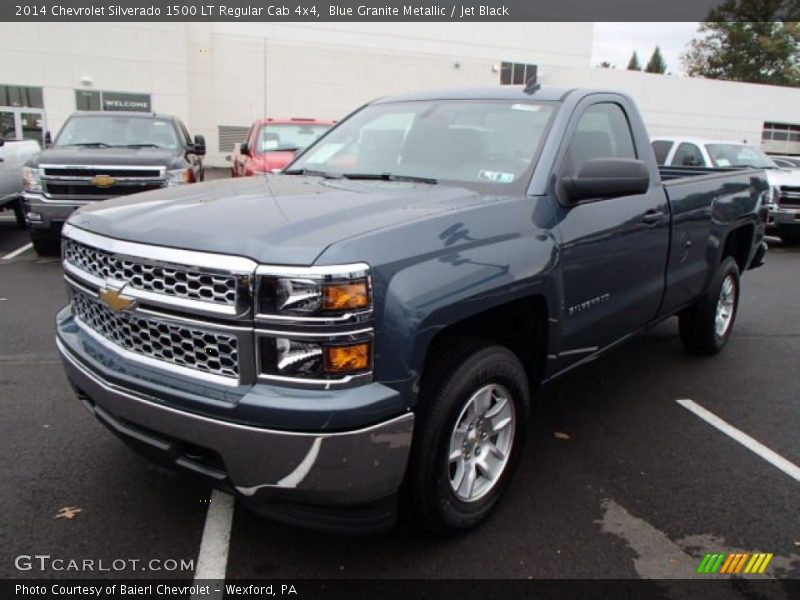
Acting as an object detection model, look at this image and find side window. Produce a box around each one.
[565,103,636,175]
[651,140,674,165]
[178,120,192,145]
[671,143,704,167]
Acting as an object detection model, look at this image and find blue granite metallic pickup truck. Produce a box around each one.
[55,86,769,534]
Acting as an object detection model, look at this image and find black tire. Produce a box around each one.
[12,197,26,228]
[404,337,529,534]
[777,225,800,246]
[30,229,61,256]
[679,257,740,356]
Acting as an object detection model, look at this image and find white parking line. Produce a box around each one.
[192,490,235,599]
[677,399,800,483]
[2,242,33,260]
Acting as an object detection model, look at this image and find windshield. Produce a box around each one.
[288,99,557,189]
[705,143,777,169]
[55,115,181,149]
[256,124,331,153]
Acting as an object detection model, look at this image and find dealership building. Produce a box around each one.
[1,21,799,166]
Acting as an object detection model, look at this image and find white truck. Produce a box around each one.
[0,138,40,227]
[651,136,800,245]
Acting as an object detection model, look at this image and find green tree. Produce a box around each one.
[598,61,615,69]
[627,51,642,71]
[645,46,668,74]
[681,0,800,86]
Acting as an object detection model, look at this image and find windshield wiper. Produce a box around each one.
[116,143,163,148]
[342,173,438,184]
[283,168,342,179]
[61,142,112,148]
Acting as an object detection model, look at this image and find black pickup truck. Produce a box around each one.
[22,111,205,254]
[55,86,769,534]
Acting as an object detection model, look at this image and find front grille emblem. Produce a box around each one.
[90,174,116,188]
[98,284,137,313]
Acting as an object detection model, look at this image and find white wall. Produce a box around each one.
[0,22,189,136]
[540,66,800,147]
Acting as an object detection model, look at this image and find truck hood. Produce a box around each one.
[765,168,800,188]
[248,151,296,172]
[67,175,488,265]
[29,146,183,169]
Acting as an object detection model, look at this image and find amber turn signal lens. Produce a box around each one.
[322,281,369,311]
[324,343,371,374]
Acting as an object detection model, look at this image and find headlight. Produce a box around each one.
[770,185,781,208]
[258,335,372,382]
[165,168,195,186]
[23,166,43,193]
[256,264,371,319]
[255,263,373,385]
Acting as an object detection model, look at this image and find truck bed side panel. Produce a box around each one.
[659,171,767,316]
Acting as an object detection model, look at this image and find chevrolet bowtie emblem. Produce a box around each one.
[99,286,136,313]
[90,174,116,188]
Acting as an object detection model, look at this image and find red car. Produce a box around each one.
[231,117,334,176]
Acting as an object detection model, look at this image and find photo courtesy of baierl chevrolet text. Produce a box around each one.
[0,0,798,598]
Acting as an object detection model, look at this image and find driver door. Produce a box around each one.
[553,97,670,366]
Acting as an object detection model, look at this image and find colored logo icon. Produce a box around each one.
[697,552,773,575]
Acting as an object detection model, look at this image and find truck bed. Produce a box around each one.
[658,164,753,182]
[658,165,769,316]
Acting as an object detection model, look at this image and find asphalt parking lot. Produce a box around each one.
[1,177,798,591]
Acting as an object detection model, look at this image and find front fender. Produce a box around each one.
[375,233,558,406]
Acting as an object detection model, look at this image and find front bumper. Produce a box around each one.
[22,193,84,229]
[767,207,800,228]
[56,310,414,532]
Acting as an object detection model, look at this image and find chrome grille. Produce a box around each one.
[72,293,239,379]
[779,186,800,207]
[43,167,163,178]
[64,239,238,306]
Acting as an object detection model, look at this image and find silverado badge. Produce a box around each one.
[99,285,136,313]
[90,174,116,188]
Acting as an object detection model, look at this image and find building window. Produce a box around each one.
[0,85,44,108]
[500,62,537,86]
[75,90,151,112]
[763,122,800,142]
[75,90,101,111]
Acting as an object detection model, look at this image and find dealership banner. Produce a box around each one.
[3,0,799,22]
[5,579,800,599]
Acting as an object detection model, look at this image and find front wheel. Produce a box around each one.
[12,198,26,228]
[679,257,740,355]
[30,229,61,256]
[404,338,529,534]
[777,225,800,246]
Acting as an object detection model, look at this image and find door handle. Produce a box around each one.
[642,210,665,225]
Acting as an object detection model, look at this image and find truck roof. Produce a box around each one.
[255,117,336,126]
[68,111,178,120]
[372,85,578,104]
[651,136,751,147]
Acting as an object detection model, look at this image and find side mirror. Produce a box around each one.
[561,158,650,204]
[193,134,206,156]
[240,142,250,156]
[45,131,52,148]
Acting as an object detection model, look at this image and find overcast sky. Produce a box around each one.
[592,22,701,75]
